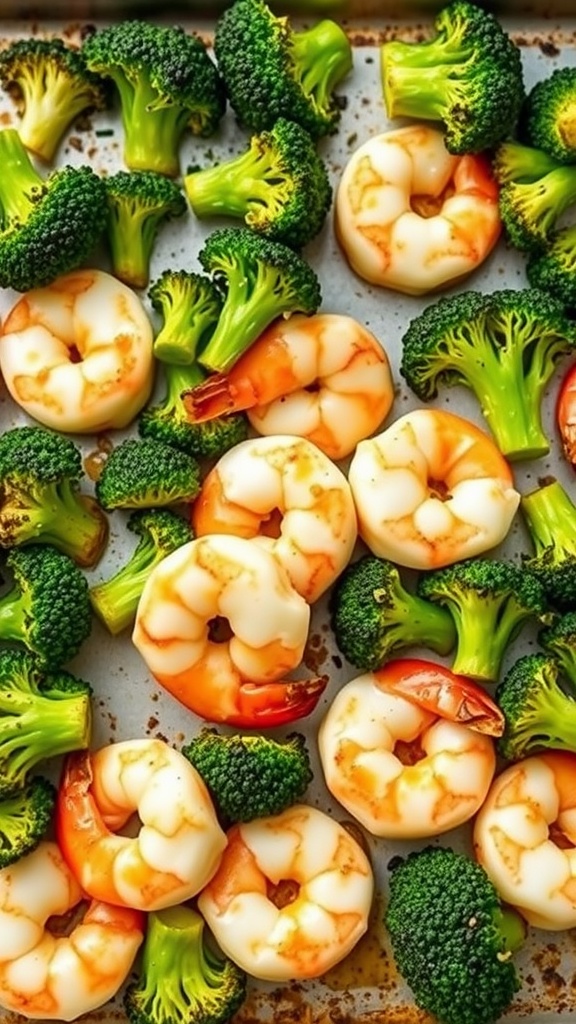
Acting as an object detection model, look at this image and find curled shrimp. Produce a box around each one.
[348,408,521,569]
[56,738,227,912]
[192,435,358,603]
[197,803,374,982]
[335,124,501,296]
[318,659,502,839]
[557,362,576,466]
[0,841,144,1020]
[0,269,155,434]
[183,314,395,461]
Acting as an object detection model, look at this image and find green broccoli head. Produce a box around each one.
[492,140,560,185]
[496,653,576,762]
[95,438,201,511]
[521,67,576,164]
[497,161,576,253]
[0,775,55,867]
[520,479,576,610]
[149,269,223,365]
[539,611,576,688]
[527,224,576,309]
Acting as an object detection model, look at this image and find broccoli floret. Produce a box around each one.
[497,160,576,253]
[0,425,108,567]
[82,20,225,176]
[0,545,92,669]
[184,118,332,250]
[496,653,576,761]
[124,904,246,1024]
[385,846,524,1024]
[380,0,524,155]
[197,227,321,375]
[0,648,92,797]
[104,171,187,289]
[400,287,576,461]
[148,269,222,365]
[0,775,55,867]
[539,611,576,686]
[0,127,107,292]
[330,555,456,673]
[527,224,576,309]
[417,559,550,683]
[520,479,576,610]
[95,438,201,511]
[182,729,312,826]
[521,67,576,164]
[90,508,193,635]
[492,139,560,185]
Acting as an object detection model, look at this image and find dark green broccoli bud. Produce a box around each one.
[104,171,187,290]
[497,161,576,253]
[184,118,333,249]
[0,425,108,567]
[496,653,576,761]
[124,904,246,1024]
[417,559,551,683]
[197,227,321,375]
[400,287,576,461]
[148,269,222,365]
[381,0,524,154]
[82,20,226,176]
[521,67,576,164]
[385,846,524,1024]
[539,611,576,687]
[0,545,92,669]
[492,140,560,185]
[0,127,107,292]
[214,0,352,140]
[90,508,193,635]
[182,729,312,826]
[527,224,576,309]
[330,555,456,673]
[0,776,55,867]
[520,479,576,610]
[95,438,201,511]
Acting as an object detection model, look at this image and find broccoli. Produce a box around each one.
[82,20,225,176]
[527,224,576,309]
[197,227,321,375]
[95,438,201,511]
[380,0,524,155]
[124,904,246,1024]
[539,611,576,687]
[329,555,456,673]
[148,268,222,365]
[0,545,92,669]
[497,158,576,253]
[0,647,92,797]
[400,287,576,461]
[214,0,352,140]
[182,729,312,826]
[521,67,576,164]
[0,127,107,292]
[520,479,576,610]
[104,171,187,289]
[0,425,108,567]
[89,508,193,635]
[492,139,560,185]
[496,653,576,761]
[184,118,333,250]
[384,846,524,1024]
[0,775,55,867]
[417,559,550,683]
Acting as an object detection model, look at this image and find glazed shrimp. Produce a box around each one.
[56,738,227,912]
[192,435,358,603]
[0,269,155,434]
[318,659,502,839]
[335,124,501,296]
[474,751,576,930]
[348,408,520,569]
[197,804,374,982]
[0,841,144,1020]
[183,314,395,461]
[557,362,576,465]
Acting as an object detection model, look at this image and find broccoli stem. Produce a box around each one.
[114,75,186,177]
[291,20,352,111]
[0,128,42,224]
[12,487,107,568]
[0,688,91,779]
[138,906,210,1010]
[383,54,459,120]
[521,481,576,556]
[185,146,282,219]
[558,104,576,151]
[17,71,95,163]
[493,907,526,956]
[108,205,162,289]
[449,594,531,681]
[523,676,576,749]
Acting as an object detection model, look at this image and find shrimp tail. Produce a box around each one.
[234,676,329,728]
[182,372,257,423]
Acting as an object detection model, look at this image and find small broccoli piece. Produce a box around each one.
[521,67,576,164]
[0,127,107,292]
[539,611,576,687]
[527,224,576,309]
[124,904,246,1024]
[400,287,576,461]
[385,846,524,1024]
[0,775,55,867]
[182,729,312,826]
[520,479,576,610]
[95,438,201,511]
[82,20,225,176]
[496,653,576,761]
[492,139,560,185]
[184,118,332,250]
[90,508,193,635]
[149,269,222,365]
[497,160,576,253]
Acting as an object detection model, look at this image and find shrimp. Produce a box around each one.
[56,738,227,912]
[335,124,501,296]
[0,841,144,1020]
[132,534,326,727]
[557,362,576,465]
[348,408,521,570]
[318,659,502,839]
[183,314,395,461]
[197,804,374,982]
[0,269,155,434]
[473,751,576,930]
[191,435,358,603]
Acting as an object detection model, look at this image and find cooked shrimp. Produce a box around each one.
[183,314,395,461]
[197,804,374,981]
[335,124,501,296]
[557,362,576,465]
[132,534,326,727]
[318,659,502,839]
[0,269,155,434]
[474,751,576,930]
[192,435,358,603]
[56,738,227,912]
[0,841,144,1020]
[348,408,520,570]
